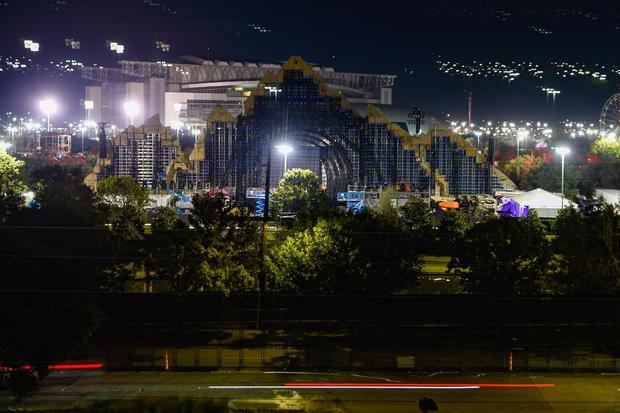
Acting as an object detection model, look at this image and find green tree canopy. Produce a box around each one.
[148,194,258,295]
[438,209,469,254]
[97,176,150,210]
[591,138,620,159]
[0,151,25,193]
[520,162,579,197]
[553,205,620,294]
[500,154,544,186]
[376,186,398,225]
[449,214,552,296]
[399,198,433,234]
[96,176,150,242]
[0,151,26,223]
[267,212,420,294]
[270,169,328,218]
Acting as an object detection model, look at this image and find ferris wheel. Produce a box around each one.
[600,93,620,140]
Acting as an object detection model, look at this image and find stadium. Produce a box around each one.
[84,56,514,206]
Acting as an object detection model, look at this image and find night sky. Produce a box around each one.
[0,0,619,122]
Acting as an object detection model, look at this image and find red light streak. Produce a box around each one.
[50,363,104,370]
[0,363,103,371]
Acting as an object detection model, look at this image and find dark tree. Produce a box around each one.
[148,194,258,295]
[96,175,149,242]
[95,176,152,289]
[520,162,579,197]
[449,214,552,295]
[399,198,433,234]
[0,166,112,290]
[399,197,434,253]
[437,209,470,255]
[268,212,420,294]
[553,205,620,294]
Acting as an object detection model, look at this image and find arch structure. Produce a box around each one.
[87,56,512,199]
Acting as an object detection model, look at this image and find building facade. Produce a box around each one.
[85,115,181,190]
[82,57,395,130]
[86,56,514,201]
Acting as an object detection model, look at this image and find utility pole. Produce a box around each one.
[256,128,272,329]
[257,86,281,328]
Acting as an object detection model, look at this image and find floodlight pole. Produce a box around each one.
[560,151,565,209]
[555,147,570,208]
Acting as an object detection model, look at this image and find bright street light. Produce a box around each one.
[555,146,570,208]
[108,41,125,54]
[39,99,58,131]
[275,144,293,155]
[24,40,40,52]
[275,143,293,174]
[264,86,283,101]
[123,101,140,126]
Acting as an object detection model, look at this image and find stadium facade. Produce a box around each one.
[82,56,394,130]
[85,56,514,203]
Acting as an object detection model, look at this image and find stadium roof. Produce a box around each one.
[82,57,396,96]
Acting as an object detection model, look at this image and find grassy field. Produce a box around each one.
[420,255,451,274]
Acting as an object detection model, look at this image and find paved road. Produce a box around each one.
[2,370,620,412]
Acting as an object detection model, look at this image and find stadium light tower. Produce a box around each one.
[516,129,529,155]
[7,126,17,152]
[84,100,94,136]
[550,89,560,110]
[39,99,57,132]
[275,144,293,176]
[123,101,140,126]
[171,120,183,138]
[555,146,570,208]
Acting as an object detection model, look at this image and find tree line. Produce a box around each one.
[1,153,620,399]
[1,156,619,297]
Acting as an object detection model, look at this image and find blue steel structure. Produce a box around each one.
[149,56,509,200]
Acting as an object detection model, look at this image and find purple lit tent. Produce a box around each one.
[498,198,529,217]
[499,188,574,219]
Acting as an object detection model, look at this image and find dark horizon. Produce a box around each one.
[1,0,619,122]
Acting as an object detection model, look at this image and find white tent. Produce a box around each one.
[510,188,575,219]
[595,189,620,206]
